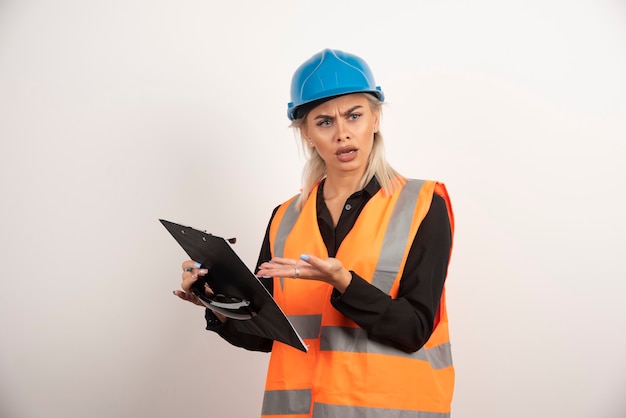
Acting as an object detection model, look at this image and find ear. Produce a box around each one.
[372,111,380,133]
[301,128,315,147]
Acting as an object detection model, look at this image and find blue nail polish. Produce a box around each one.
[193,262,202,268]
[300,254,310,261]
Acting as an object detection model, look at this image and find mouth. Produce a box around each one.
[336,146,357,156]
[335,146,358,162]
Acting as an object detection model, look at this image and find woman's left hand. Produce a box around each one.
[257,254,352,294]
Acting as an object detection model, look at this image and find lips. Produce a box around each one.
[336,146,358,162]
[336,146,357,156]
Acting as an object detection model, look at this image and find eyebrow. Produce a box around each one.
[313,105,364,121]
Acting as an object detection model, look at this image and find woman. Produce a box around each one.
[174,48,455,417]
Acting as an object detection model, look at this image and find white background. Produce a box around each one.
[1,1,625,417]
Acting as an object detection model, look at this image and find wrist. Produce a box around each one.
[333,269,353,294]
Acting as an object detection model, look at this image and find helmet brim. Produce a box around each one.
[288,89,384,121]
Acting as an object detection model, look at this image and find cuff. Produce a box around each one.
[330,271,362,303]
[205,308,225,331]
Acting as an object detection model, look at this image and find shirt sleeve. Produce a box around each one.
[203,207,278,352]
[330,193,452,353]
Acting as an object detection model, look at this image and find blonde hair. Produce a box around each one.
[291,94,404,211]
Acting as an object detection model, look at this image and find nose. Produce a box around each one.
[335,118,350,142]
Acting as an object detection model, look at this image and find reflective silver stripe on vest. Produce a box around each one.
[262,389,311,416]
[274,197,300,290]
[371,179,425,294]
[312,403,450,418]
[287,314,322,340]
[320,326,453,369]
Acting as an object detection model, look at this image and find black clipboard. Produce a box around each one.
[160,219,307,352]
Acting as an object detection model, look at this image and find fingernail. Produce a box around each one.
[172,290,177,295]
[262,275,272,279]
[193,262,202,268]
[300,254,310,261]
[199,269,208,275]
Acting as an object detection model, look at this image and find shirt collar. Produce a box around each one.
[317,176,381,201]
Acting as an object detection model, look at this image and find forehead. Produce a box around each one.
[309,93,370,115]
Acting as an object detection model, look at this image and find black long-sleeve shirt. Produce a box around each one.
[205,177,452,353]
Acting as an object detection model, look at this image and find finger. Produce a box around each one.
[182,260,202,272]
[173,289,192,301]
[269,257,298,266]
[255,266,274,278]
[181,277,196,292]
[172,290,203,307]
[181,264,208,292]
[256,266,286,279]
[181,271,202,292]
[182,269,209,279]
[298,254,318,267]
[257,261,272,270]
[257,260,289,276]
[203,282,215,296]
[257,260,280,276]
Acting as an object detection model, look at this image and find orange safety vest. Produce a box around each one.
[261,179,455,418]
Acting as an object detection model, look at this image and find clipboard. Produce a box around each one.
[160,219,307,352]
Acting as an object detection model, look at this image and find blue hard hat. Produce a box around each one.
[287,49,385,121]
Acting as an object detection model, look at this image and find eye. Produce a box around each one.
[348,113,362,120]
[317,118,332,127]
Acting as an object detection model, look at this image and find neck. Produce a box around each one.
[323,172,364,201]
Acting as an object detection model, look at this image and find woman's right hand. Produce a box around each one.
[172,260,212,308]
[173,260,228,323]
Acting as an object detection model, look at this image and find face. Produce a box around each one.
[302,93,380,178]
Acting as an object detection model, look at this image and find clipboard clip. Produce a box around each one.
[193,291,257,320]
[186,229,237,245]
